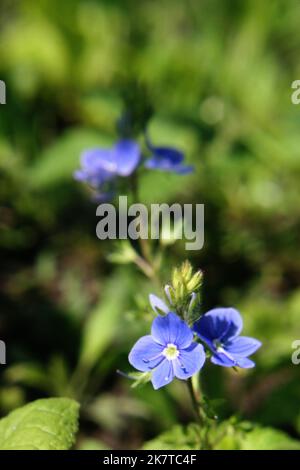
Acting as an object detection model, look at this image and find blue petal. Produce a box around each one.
[194,308,243,343]
[113,139,141,176]
[81,149,116,173]
[220,309,243,342]
[74,169,111,187]
[151,359,174,389]
[76,149,116,187]
[92,191,115,203]
[173,164,194,175]
[151,312,193,349]
[74,170,88,182]
[211,351,257,369]
[128,335,164,372]
[145,157,192,174]
[173,343,206,380]
[151,146,184,164]
[211,352,236,367]
[145,156,174,171]
[149,294,169,314]
[235,357,256,368]
[226,337,262,357]
[144,141,194,174]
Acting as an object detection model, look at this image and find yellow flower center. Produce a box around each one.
[163,343,179,360]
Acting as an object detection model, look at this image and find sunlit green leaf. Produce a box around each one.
[0,398,79,450]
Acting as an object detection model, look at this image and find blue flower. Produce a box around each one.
[74,139,141,198]
[129,312,205,389]
[144,137,194,175]
[194,308,261,369]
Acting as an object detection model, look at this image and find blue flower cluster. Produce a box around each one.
[129,295,261,389]
[74,136,193,200]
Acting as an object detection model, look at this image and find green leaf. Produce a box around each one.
[211,420,300,450]
[143,424,201,450]
[0,398,79,450]
[78,438,110,450]
[79,269,133,370]
[241,427,300,450]
[143,420,300,451]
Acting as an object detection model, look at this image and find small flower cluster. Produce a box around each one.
[74,134,193,200]
[129,292,261,390]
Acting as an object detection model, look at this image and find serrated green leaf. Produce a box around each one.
[0,398,79,450]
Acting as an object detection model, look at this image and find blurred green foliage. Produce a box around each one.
[0,397,79,450]
[0,0,300,449]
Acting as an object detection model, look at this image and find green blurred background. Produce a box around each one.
[1,0,300,450]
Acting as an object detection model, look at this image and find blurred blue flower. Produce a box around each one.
[74,139,141,199]
[145,137,194,174]
[129,312,205,389]
[194,308,261,368]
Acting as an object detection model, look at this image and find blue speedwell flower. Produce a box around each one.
[194,308,261,369]
[144,137,194,175]
[129,312,205,390]
[74,139,140,199]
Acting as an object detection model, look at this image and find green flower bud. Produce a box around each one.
[167,261,203,325]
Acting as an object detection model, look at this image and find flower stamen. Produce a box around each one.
[162,343,180,360]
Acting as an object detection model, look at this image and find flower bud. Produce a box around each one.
[168,261,203,325]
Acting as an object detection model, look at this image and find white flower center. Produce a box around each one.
[213,340,236,363]
[213,339,224,353]
[163,343,179,360]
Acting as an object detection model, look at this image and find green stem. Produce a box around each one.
[187,377,203,426]
[130,173,162,286]
[133,253,155,278]
[187,376,211,450]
